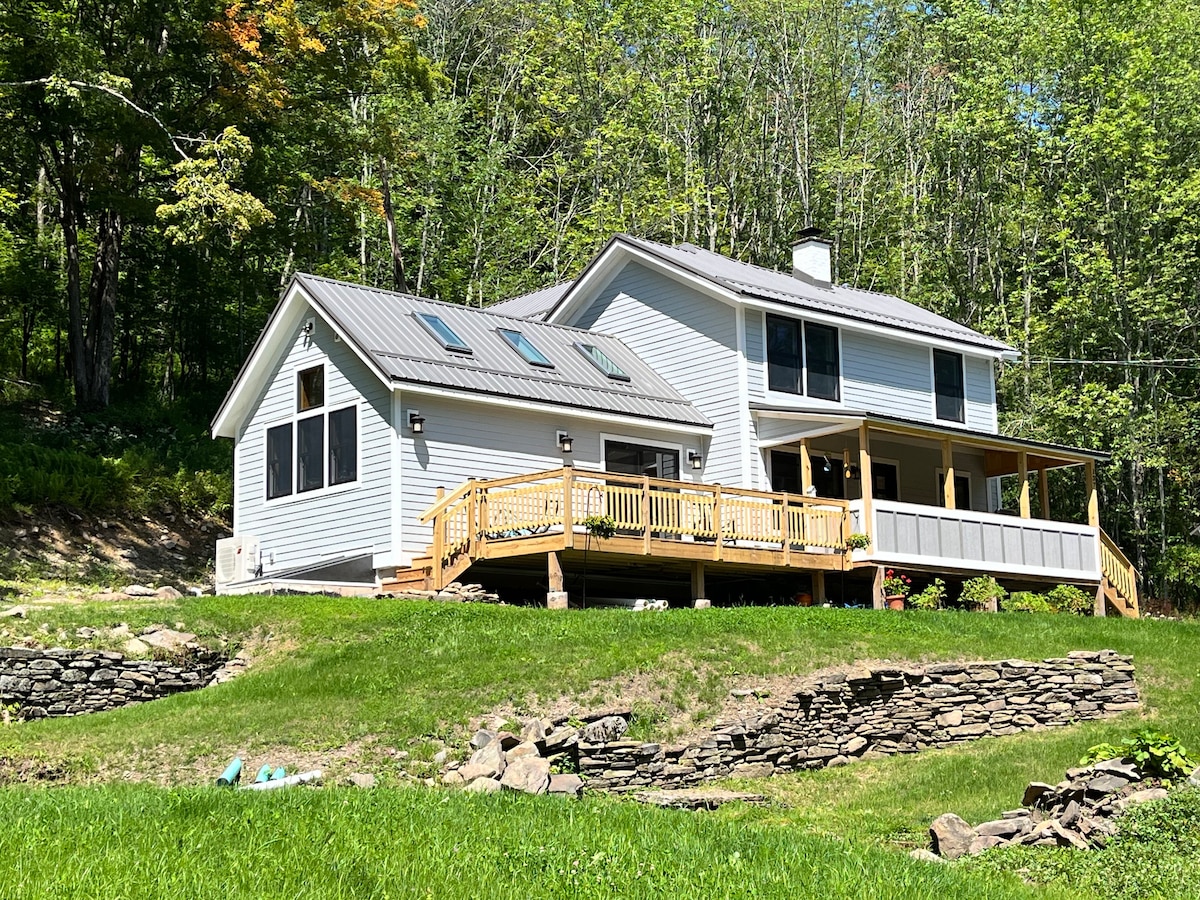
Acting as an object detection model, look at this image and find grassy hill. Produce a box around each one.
[2,598,1198,898]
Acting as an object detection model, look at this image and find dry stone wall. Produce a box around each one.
[580,650,1139,792]
[0,646,224,719]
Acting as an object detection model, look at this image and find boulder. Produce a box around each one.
[930,813,977,860]
[465,777,502,794]
[469,729,496,751]
[348,773,377,789]
[507,741,540,761]
[581,715,629,744]
[543,726,580,753]
[499,757,551,795]
[121,638,151,656]
[0,606,27,619]
[1022,782,1056,807]
[1092,758,1140,780]
[467,740,507,780]
[968,835,1005,855]
[520,719,547,744]
[1086,774,1130,796]
[908,849,946,864]
[123,585,156,597]
[547,773,584,797]
[976,816,1031,839]
[154,586,183,600]
[1116,788,1169,810]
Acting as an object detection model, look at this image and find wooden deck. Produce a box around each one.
[385,467,1138,616]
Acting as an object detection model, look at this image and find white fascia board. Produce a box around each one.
[547,240,742,327]
[392,381,714,436]
[211,282,392,438]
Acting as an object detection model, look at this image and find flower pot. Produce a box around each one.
[796,592,813,607]
[886,595,906,611]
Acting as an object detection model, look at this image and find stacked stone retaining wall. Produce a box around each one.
[580,650,1139,792]
[0,646,224,719]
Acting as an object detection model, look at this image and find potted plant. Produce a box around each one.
[845,532,871,552]
[881,569,912,610]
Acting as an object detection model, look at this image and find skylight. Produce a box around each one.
[575,342,630,381]
[498,329,554,368]
[415,312,471,353]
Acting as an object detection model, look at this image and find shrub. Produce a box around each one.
[1001,591,1053,614]
[1046,583,1092,615]
[909,578,946,611]
[1082,728,1197,781]
[959,575,1006,610]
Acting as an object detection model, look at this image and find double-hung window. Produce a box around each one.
[933,349,965,423]
[766,314,840,401]
[265,364,358,500]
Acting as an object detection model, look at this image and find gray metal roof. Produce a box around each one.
[618,237,1014,353]
[295,274,711,428]
[485,281,572,320]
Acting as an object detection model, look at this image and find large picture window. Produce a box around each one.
[933,349,965,422]
[264,367,358,500]
[767,314,840,400]
[296,415,324,492]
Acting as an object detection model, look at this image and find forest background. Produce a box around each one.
[0,0,1197,607]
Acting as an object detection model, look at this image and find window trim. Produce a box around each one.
[575,342,631,382]
[931,348,966,423]
[414,312,473,354]
[498,328,555,368]
[935,466,972,510]
[762,312,843,405]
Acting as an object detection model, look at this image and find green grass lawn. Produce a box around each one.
[2,599,1198,898]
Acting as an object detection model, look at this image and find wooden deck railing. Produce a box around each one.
[419,467,850,575]
[1099,529,1139,616]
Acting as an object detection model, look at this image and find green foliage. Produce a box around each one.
[845,532,872,550]
[959,576,1007,610]
[1044,584,1092,615]
[1082,728,1197,780]
[582,514,617,540]
[882,569,912,597]
[0,444,129,511]
[909,578,947,611]
[1001,591,1053,614]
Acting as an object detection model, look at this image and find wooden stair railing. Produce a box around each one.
[1098,529,1139,618]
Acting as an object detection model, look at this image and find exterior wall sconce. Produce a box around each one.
[821,454,832,473]
[408,411,425,434]
[688,450,703,470]
[845,464,861,479]
[557,431,573,454]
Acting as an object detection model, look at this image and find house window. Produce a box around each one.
[329,406,357,485]
[296,415,324,492]
[415,312,472,353]
[937,471,972,510]
[605,440,679,479]
[805,322,840,401]
[766,315,803,394]
[933,349,965,422]
[576,343,630,381]
[499,329,554,368]
[767,315,840,400]
[266,424,293,500]
[298,366,324,411]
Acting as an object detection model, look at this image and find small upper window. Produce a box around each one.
[298,366,324,411]
[415,312,472,353]
[498,329,554,368]
[933,349,965,422]
[575,343,630,381]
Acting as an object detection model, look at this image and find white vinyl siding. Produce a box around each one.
[233,311,392,576]
[398,393,695,555]
[571,262,747,486]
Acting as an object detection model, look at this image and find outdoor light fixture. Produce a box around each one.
[822,454,832,473]
[845,464,861,480]
[408,411,425,434]
[689,450,703,470]
[557,431,574,454]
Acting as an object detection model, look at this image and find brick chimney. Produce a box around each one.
[791,227,832,285]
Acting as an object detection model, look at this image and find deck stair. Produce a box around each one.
[1098,529,1139,618]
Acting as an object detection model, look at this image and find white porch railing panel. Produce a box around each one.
[864,499,1101,581]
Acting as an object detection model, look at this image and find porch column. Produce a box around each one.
[1039,468,1051,520]
[871,565,886,610]
[799,439,813,494]
[1017,451,1031,519]
[547,551,568,610]
[691,561,710,609]
[941,438,956,509]
[812,571,826,604]
[1085,459,1100,528]
[858,423,873,545]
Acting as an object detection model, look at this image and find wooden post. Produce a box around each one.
[858,423,873,547]
[1017,451,1031,519]
[1038,467,1051,521]
[1085,459,1099,528]
[432,486,445,589]
[477,490,489,556]
[691,561,706,603]
[799,439,813,494]
[941,438,956,509]
[781,491,791,565]
[466,481,477,556]
[641,474,652,555]
[562,466,575,549]
[547,551,567,610]
[1094,581,1108,618]
[871,565,885,610]
[812,571,826,603]
[713,485,724,561]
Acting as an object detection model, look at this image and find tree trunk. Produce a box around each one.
[378,158,409,295]
[83,206,124,408]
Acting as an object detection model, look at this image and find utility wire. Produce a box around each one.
[1027,357,1200,370]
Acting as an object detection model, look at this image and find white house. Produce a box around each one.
[210,232,1138,615]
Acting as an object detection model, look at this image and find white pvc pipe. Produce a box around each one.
[238,770,323,791]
